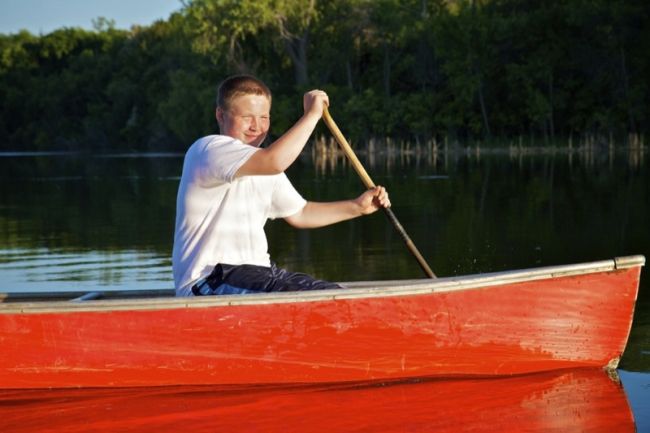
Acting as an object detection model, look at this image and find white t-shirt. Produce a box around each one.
[172,135,307,296]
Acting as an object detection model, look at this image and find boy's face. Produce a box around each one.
[217,94,271,147]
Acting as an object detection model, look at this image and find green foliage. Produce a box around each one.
[0,0,648,151]
[158,70,215,144]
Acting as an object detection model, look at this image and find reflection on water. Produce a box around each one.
[0,368,636,432]
[310,136,647,174]
[0,153,179,292]
[0,248,171,292]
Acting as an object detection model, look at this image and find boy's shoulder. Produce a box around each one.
[188,135,248,154]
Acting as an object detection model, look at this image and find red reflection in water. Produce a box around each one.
[0,368,634,432]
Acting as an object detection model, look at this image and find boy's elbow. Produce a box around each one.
[284,215,303,229]
[266,153,287,174]
[258,148,287,174]
[239,149,286,176]
[284,206,310,229]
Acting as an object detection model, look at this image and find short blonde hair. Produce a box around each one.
[216,75,272,111]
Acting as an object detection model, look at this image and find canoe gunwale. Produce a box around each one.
[0,255,644,314]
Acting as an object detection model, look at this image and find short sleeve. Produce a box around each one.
[268,173,307,219]
[196,136,259,184]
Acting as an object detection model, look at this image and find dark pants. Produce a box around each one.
[191,263,342,296]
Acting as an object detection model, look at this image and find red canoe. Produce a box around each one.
[0,255,644,389]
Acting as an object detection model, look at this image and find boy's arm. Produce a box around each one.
[236,90,328,177]
[284,186,390,229]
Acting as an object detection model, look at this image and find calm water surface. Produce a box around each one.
[0,148,648,430]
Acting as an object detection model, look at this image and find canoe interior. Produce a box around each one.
[0,288,174,303]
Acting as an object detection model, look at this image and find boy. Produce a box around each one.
[172,75,390,296]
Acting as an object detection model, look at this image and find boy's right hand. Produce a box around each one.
[303,90,329,118]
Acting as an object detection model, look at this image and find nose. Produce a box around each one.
[249,117,259,131]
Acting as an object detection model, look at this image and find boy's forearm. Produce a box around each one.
[264,112,321,170]
[285,200,362,229]
[235,112,320,177]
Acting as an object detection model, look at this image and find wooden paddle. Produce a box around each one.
[321,106,436,278]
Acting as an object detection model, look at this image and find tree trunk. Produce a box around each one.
[383,43,391,98]
[619,46,636,133]
[346,60,354,90]
[548,71,555,140]
[283,29,310,86]
[275,0,315,87]
[477,78,491,138]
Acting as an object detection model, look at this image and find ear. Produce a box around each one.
[215,107,223,125]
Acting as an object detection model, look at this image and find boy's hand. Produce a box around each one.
[355,186,391,215]
[303,90,329,118]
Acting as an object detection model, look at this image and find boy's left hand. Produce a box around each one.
[356,186,391,215]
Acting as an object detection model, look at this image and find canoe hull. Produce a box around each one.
[0,256,643,389]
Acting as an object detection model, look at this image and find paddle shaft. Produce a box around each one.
[321,107,436,279]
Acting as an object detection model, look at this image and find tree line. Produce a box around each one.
[0,0,648,152]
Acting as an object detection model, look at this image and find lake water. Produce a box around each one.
[0,147,648,430]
